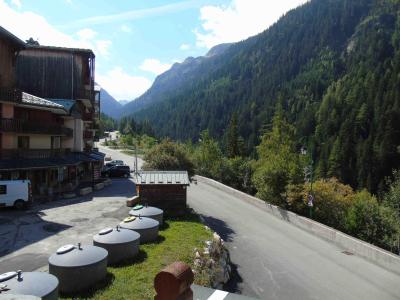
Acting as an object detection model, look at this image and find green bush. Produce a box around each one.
[303,178,355,230]
[143,139,195,177]
[384,170,400,215]
[345,190,400,252]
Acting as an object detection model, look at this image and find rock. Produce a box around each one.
[195,251,201,259]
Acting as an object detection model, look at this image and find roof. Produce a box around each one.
[0,26,25,48]
[25,44,95,56]
[47,99,76,112]
[22,93,66,111]
[134,171,190,185]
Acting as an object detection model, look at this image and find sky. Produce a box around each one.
[0,0,307,101]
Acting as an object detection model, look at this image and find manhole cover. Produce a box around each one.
[342,251,354,256]
[43,224,63,233]
[71,218,89,223]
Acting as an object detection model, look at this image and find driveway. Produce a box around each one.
[188,180,400,300]
[0,178,136,273]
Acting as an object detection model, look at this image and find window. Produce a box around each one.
[51,136,61,149]
[0,185,6,195]
[17,136,29,149]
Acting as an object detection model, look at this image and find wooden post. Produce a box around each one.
[154,262,194,300]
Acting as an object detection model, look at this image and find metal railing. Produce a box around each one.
[0,118,73,137]
[0,148,70,159]
[0,87,22,103]
[83,130,94,139]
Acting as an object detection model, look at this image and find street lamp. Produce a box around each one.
[301,146,314,219]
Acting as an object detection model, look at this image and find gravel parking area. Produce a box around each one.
[0,178,136,273]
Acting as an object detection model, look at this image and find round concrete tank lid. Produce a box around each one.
[49,244,108,267]
[0,271,58,297]
[0,294,41,300]
[120,216,159,230]
[93,227,140,244]
[129,205,163,217]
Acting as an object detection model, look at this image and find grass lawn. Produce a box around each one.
[62,213,213,300]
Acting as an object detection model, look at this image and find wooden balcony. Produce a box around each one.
[0,148,70,159]
[0,87,22,103]
[81,111,94,121]
[76,88,94,101]
[83,130,94,139]
[0,118,73,137]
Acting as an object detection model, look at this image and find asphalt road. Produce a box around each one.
[188,181,400,300]
[97,141,143,171]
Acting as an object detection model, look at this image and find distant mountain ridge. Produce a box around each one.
[120,43,233,117]
[99,88,122,119]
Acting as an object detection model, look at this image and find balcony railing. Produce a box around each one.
[81,111,94,121]
[76,89,94,101]
[0,118,73,137]
[0,87,22,103]
[83,130,94,139]
[0,148,70,159]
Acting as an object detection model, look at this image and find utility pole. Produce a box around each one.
[135,141,138,175]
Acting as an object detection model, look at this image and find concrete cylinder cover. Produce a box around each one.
[0,270,59,300]
[93,226,140,265]
[119,216,159,243]
[48,243,108,294]
[129,204,164,224]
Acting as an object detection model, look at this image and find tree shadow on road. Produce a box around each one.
[224,262,243,294]
[199,214,235,243]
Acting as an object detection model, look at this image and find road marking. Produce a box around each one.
[208,290,229,300]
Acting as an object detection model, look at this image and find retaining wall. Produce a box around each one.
[195,175,400,275]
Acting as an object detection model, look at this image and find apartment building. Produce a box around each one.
[0,26,103,197]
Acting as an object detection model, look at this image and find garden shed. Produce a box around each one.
[133,171,190,215]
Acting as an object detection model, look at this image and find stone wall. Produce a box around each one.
[193,227,231,289]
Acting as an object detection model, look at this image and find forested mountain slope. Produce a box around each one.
[100,88,122,119]
[121,43,233,116]
[131,0,400,193]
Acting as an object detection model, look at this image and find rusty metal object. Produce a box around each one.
[154,262,194,300]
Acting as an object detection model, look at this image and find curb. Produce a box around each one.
[195,175,400,276]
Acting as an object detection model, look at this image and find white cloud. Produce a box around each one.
[120,25,131,33]
[77,28,97,40]
[139,59,172,75]
[66,0,203,28]
[195,0,308,48]
[97,67,152,100]
[180,43,190,50]
[11,0,21,9]
[0,0,111,58]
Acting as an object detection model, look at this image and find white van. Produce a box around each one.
[0,180,32,209]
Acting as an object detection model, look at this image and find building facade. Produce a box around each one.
[0,26,103,198]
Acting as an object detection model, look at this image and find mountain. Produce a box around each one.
[99,88,122,119]
[121,43,233,116]
[119,100,130,106]
[128,0,400,193]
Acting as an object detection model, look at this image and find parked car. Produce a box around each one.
[0,180,32,209]
[105,160,124,167]
[101,165,130,178]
